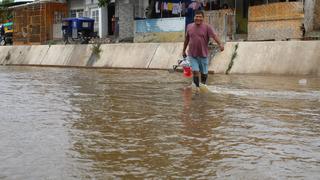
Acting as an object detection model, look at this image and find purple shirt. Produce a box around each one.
[186,23,216,57]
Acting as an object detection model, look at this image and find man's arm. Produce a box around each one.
[212,33,224,51]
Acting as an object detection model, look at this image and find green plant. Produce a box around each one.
[0,0,13,22]
[47,40,57,47]
[98,0,111,7]
[91,42,102,59]
[225,43,239,75]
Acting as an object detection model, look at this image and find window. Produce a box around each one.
[70,9,84,18]
[82,22,90,28]
[70,10,76,18]
[91,9,99,24]
[77,11,84,17]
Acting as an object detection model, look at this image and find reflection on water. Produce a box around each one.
[0,66,319,179]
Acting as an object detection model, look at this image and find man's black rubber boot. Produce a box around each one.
[193,76,200,87]
[201,74,208,84]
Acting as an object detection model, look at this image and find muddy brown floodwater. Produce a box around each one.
[0,66,319,179]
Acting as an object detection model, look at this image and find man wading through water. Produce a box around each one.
[182,10,224,93]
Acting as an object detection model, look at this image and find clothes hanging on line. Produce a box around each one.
[163,2,168,11]
[172,3,182,15]
[155,1,161,13]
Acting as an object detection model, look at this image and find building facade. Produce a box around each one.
[124,0,320,42]
[67,0,115,38]
[11,1,67,45]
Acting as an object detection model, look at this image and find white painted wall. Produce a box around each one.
[211,41,320,75]
[68,0,85,10]
[99,6,109,38]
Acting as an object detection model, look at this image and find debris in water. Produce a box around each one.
[299,79,307,85]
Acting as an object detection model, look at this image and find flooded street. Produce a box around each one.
[0,66,319,179]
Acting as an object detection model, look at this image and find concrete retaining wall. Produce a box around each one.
[95,43,159,68]
[211,41,320,75]
[0,41,319,76]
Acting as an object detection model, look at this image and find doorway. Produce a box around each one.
[108,3,115,35]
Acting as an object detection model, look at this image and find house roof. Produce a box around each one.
[8,0,65,9]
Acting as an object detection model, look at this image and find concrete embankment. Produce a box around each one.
[0,41,319,76]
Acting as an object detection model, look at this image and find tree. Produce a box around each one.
[98,0,111,7]
[0,0,14,22]
[0,0,14,6]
